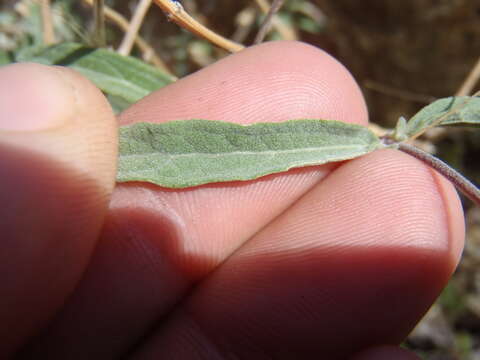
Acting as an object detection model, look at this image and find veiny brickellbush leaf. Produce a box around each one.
[406,96,480,138]
[21,42,175,105]
[117,119,382,188]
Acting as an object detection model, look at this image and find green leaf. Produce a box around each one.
[107,94,133,114]
[117,119,381,188]
[0,50,12,66]
[392,116,408,141]
[22,42,175,105]
[406,96,480,138]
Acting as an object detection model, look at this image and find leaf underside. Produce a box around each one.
[117,119,381,188]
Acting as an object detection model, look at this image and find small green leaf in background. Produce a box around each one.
[107,94,136,115]
[406,96,480,138]
[19,42,175,110]
[392,116,408,141]
[0,50,11,66]
[117,119,382,188]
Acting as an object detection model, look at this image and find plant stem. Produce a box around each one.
[254,0,296,40]
[82,0,175,76]
[118,0,152,56]
[256,0,287,44]
[152,0,244,53]
[456,56,480,96]
[364,80,434,104]
[40,0,55,45]
[93,0,106,47]
[398,142,480,206]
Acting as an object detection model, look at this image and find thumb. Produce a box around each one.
[0,63,117,356]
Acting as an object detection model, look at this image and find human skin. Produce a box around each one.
[0,41,464,359]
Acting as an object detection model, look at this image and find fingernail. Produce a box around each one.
[0,63,75,131]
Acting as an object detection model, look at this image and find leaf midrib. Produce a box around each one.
[122,143,373,159]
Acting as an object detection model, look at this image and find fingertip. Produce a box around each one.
[121,41,368,127]
[170,148,465,358]
[339,148,464,273]
[429,167,465,270]
[0,63,117,355]
[0,63,75,131]
[0,62,118,194]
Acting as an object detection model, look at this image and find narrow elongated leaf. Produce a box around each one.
[22,42,175,104]
[406,96,480,138]
[117,119,382,188]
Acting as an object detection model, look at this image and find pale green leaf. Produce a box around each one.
[22,42,175,104]
[392,116,408,142]
[117,119,381,188]
[107,94,132,114]
[406,96,480,138]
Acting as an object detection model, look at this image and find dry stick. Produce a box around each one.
[254,0,285,44]
[118,0,152,56]
[397,142,480,206]
[364,80,435,104]
[82,0,174,75]
[254,0,296,41]
[457,57,480,96]
[92,0,106,47]
[152,0,244,53]
[40,0,55,45]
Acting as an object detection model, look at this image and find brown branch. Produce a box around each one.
[398,142,480,206]
[92,0,106,47]
[82,0,175,76]
[118,0,152,56]
[364,80,435,104]
[153,0,244,53]
[456,57,480,96]
[254,0,285,44]
[40,0,55,45]
[254,0,296,40]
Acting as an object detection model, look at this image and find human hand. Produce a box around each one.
[1,41,464,360]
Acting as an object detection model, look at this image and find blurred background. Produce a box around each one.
[1,1,480,358]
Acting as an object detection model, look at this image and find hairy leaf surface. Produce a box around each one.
[406,96,480,138]
[117,119,381,188]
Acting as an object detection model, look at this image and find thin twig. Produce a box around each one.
[118,0,152,56]
[152,0,244,53]
[40,0,55,45]
[456,57,480,96]
[253,0,296,41]
[92,0,106,47]
[398,142,480,206]
[254,0,289,44]
[364,80,435,104]
[82,0,174,75]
